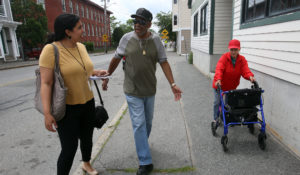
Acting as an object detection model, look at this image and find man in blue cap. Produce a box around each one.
[102,8,182,175]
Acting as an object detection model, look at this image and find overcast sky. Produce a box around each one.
[90,0,172,32]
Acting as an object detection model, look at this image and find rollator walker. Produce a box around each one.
[211,82,267,152]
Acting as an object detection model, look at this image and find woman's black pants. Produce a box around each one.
[56,98,95,175]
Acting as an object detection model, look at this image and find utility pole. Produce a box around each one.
[102,0,109,53]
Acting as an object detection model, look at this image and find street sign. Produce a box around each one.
[161,29,168,36]
[102,34,108,42]
[161,35,169,39]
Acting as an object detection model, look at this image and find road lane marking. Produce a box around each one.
[0,77,35,88]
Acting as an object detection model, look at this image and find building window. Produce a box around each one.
[91,10,93,20]
[99,26,101,36]
[200,3,208,35]
[81,5,84,17]
[82,23,86,36]
[173,15,177,25]
[92,24,94,36]
[95,26,98,36]
[243,0,266,22]
[242,0,300,23]
[174,0,177,4]
[88,24,90,36]
[69,0,73,14]
[269,0,300,16]
[76,3,79,15]
[86,7,89,19]
[62,0,66,12]
[193,12,198,36]
[0,0,6,16]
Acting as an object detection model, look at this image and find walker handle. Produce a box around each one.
[253,81,259,89]
[217,84,221,92]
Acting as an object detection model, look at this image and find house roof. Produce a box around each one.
[81,0,113,14]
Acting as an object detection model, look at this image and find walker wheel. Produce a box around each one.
[258,132,267,150]
[221,136,229,152]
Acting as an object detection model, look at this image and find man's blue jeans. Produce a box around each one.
[125,94,155,165]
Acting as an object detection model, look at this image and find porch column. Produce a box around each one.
[9,26,19,60]
[0,24,4,59]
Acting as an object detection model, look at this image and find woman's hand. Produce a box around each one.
[92,70,108,77]
[250,76,256,83]
[44,114,58,132]
[215,80,221,86]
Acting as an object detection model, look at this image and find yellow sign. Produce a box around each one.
[161,29,168,36]
[161,35,169,39]
[102,34,108,42]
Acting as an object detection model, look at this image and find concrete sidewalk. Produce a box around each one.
[0,51,115,71]
[83,52,300,175]
[0,60,39,70]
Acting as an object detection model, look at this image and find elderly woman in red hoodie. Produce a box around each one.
[212,39,256,123]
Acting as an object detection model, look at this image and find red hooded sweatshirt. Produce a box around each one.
[212,52,254,91]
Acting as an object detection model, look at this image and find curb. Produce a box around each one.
[0,63,38,71]
[72,101,128,175]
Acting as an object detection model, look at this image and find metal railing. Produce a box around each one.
[0,5,5,16]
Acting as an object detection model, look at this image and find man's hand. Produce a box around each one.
[102,79,109,91]
[250,76,256,83]
[171,85,182,101]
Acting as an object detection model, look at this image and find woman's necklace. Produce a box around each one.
[60,42,92,91]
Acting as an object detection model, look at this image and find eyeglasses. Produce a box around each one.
[133,19,147,25]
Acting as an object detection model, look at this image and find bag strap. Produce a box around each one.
[93,80,104,106]
[51,43,60,74]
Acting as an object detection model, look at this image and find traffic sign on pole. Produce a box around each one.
[161,29,168,36]
[102,34,108,42]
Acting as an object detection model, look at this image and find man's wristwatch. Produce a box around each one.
[171,83,176,88]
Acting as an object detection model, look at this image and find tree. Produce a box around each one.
[111,18,134,47]
[119,19,134,34]
[110,16,121,32]
[154,11,176,41]
[112,27,124,47]
[11,0,48,50]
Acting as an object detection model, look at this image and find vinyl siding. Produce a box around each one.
[232,0,300,86]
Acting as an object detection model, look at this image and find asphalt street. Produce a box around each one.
[0,53,126,175]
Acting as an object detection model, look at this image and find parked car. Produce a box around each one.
[25,48,42,59]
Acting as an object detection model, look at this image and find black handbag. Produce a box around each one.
[93,80,109,129]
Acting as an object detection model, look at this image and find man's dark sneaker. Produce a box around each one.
[136,164,153,175]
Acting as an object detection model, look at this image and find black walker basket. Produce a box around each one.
[225,88,261,123]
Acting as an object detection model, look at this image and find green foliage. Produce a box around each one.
[111,18,134,47]
[119,19,134,34]
[83,42,94,52]
[11,0,48,49]
[188,51,193,64]
[112,27,125,47]
[154,11,176,41]
[110,16,121,32]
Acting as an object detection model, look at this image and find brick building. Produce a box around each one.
[37,0,112,48]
